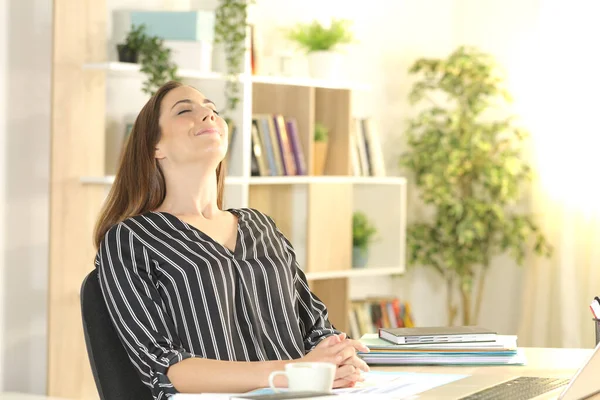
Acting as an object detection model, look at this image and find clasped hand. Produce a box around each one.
[302,333,370,388]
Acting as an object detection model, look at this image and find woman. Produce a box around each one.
[93,81,370,399]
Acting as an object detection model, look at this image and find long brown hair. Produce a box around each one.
[93,81,226,249]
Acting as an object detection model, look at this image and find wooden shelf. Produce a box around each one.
[80,175,406,186]
[82,62,371,91]
[305,266,404,280]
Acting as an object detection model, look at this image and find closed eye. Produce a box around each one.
[177,109,191,115]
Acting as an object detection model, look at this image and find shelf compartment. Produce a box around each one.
[305,266,404,280]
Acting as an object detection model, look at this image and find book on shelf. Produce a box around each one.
[347,297,414,340]
[251,114,307,177]
[351,117,386,177]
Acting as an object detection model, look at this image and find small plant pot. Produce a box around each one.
[312,141,328,175]
[307,51,342,80]
[352,246,368,268]
[117,44,138,63]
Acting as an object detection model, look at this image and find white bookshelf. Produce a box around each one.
[83,62,371,91]
[84,27,407,335]
[80,175,406,186]
[305,266,404,281]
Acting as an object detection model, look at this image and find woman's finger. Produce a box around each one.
[335,345,358,364]
[333,378,356,389]
[342,354,370,372]
[346,338,370,353]
[335,364,356,380]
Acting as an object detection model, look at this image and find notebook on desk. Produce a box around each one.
[379,325,497,345]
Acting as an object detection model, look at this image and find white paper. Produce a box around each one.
[333,371,468,398]
[172,371,469,400]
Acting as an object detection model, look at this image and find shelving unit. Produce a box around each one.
[48,2,406,398]
[83,58,408,335]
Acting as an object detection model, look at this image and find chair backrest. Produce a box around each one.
[80,269,152,400]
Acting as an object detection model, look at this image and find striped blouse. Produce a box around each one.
[95,207,340,399]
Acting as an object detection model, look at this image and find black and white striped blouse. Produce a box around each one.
[95,207,340,399]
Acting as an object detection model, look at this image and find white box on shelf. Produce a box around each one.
[165,40,213,72]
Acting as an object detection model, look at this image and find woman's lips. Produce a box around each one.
[195,128,219,136]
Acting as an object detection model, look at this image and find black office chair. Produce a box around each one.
[80,269,152,400]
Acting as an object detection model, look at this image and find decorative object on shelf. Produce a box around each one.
[214,0,249,117]
[113,10,215,73]
[399,46,553,326]
[286,18,354,80]
[352,211,377,268]
[312,122,329,175]
[117,24,145,63]
[118,24,180,96]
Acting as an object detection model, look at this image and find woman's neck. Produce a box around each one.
[158,163,220,218]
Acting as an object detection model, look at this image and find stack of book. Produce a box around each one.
[358,326,526,366]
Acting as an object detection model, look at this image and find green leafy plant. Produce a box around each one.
[399,46,552,326]
[352,211,377,255]
[287,18,353,53]
[120,24,180,96]
[314,122,329,142]
[120,24,146,59]
[214,0,249,118]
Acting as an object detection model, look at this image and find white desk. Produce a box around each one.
[2,347,597,400]
[375,347,599,399]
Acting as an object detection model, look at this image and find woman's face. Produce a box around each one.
[155,85,228,168]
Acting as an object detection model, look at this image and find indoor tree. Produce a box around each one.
[399,46,552,326]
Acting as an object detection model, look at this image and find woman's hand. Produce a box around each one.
[302,333,371,388]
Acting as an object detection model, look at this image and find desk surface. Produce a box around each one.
[375,347,599,399]
[377,346,592,376]
[0,347,596,400]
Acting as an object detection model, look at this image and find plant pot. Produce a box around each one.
[312,141,328,175]
[352,246,368,268]
[117,44,138,63]
[307,51,342,80]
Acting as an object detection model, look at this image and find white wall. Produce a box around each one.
[0,0,8,389]
[0,0,52,393]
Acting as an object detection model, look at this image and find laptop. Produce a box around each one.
[412,341,600,399]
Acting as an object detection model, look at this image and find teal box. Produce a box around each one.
[130,11,215,42]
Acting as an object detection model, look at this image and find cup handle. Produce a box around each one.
[268,370,287,393]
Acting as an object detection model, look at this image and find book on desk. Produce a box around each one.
[359,327,526,366]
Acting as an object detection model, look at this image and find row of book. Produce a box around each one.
[249,113,388,177]
[351,117,386,177]
[347,297,415,340]
[250,114,307,177]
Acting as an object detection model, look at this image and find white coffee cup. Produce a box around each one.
[268,362,336,393]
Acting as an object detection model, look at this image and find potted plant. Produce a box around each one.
[352,211,376,268]
[287,18,354,80]
[117,24,146,63]
[399,46,553,326]
[214,0,248,119]
[313,122,329,175]
[117,24,180,96]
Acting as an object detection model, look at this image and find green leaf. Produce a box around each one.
[401,45,552,294]
[287,19,354,53]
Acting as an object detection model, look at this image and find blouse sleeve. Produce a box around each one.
[273,224,342,351]
[96,222,194,399]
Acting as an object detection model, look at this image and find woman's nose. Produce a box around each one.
[201,109,216,122]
